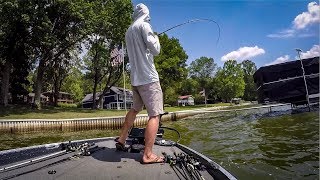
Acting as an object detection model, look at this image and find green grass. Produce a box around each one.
[0,103,232,120]
[0,129,119,151]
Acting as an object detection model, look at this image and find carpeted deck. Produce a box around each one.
[0,139,214,180]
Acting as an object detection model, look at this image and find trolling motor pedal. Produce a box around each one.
[128,112,168,144]
[128,128,165,144]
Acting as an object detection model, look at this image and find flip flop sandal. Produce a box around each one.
[140,156,165,164]
[115,141,128,152]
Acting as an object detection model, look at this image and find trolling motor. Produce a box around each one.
[127,112,179,153]
[128,112,167,141]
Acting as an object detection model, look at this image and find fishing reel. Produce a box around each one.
[162,151,206,180]
[162,152,204,170]
[61,141,98,156]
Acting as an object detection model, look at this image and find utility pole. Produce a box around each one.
[295,48,311,111]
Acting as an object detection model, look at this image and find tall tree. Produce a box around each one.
[45,50,79,106]
[154,34,188,103]
[0,0,33,106]
[177,78,199,97]
[83,0,132,109]
[216,60,245,102]
[188,56,217,104]
[241,60,257,101]
[31,0,95,109]
[61,66,85,103]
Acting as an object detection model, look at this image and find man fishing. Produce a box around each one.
[116,3,164,164]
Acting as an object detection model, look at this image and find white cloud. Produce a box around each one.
[267,29,295,38]
[299,45,320,59]
[294,2,320,29]
[221,46,265,62]
[267,2,319,38]
[265,55,290,66]
[264,45,319,66]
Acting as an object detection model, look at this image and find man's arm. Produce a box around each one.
[141,23,161,56]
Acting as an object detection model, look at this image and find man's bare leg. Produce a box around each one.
[142,115,164,163]
[117,108,139,144]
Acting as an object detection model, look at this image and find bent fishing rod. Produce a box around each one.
[158,18,221,45]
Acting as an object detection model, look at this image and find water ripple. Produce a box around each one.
[163,106,319,179]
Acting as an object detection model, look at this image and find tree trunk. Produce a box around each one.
[92,46,99,109]
[97,86,109,109]
[34,60,45,109]
[97,71,122,109]
[92,81,97,109]
[0,61,11,106]
[54,79,59,106]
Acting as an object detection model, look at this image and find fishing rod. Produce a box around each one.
[158,18,221,45]
[163,103,292,114]
[162,151,205,180]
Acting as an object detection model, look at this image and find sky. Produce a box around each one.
[131,0,320,68]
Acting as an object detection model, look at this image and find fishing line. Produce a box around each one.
[158,18,221,45]
[165,103,291,114]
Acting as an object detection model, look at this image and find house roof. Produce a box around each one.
[178,95,193,99]
[111,87,133,96]
[82,92,103,102]
[82,87,132,102]
[28,93,48,98]
[42,91,72,95]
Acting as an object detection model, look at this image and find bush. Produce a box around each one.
[57,103,77,108]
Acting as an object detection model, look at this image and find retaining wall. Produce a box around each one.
[0,103,290,133]
[0,112,199,133]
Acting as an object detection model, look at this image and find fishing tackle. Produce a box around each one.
[158,18,221,45]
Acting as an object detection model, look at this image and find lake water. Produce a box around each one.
[0,105,318,179]
[162,106,319,179]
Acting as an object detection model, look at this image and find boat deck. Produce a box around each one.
[0,138,229,180]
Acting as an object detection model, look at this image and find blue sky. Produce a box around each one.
[132,0,319,68]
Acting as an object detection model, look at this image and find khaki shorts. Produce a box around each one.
[132,81,164,117]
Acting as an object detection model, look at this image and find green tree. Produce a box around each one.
[114,70,131,90]
[83,0,132,109]
[188,57,217,105]
[61,66,85,103]
[178,78,199,96]
[154,34,188,104]
[241,60,257,101]
[0,0,34,106]
[45,51,80,106]
[30,0,95,109]
[216,60,245,102]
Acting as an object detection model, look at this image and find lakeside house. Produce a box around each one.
[231,98,241,104]
[14,92,72,105]
[178,95,195,106]
[42,91,74,104]
[82,86,133,109]
[24,93,49,104]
